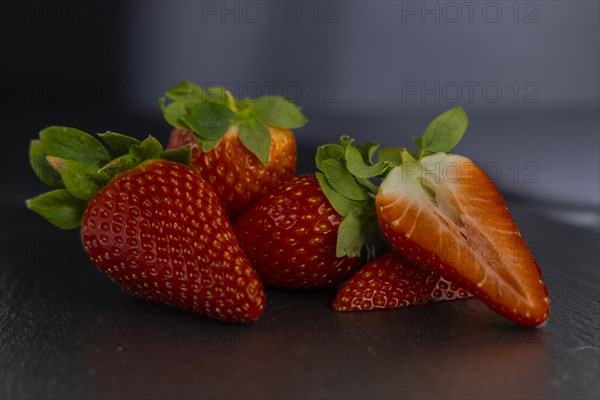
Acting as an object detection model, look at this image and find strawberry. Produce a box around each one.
[168,125,296,219]
[375,107,550,326]
[332,252,471,312]
[160,81,306,220]
[233,136,402,290]
[27,127,265,323]
[234,175,362,289]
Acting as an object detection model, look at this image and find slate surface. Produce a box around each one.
[1,196,599,399]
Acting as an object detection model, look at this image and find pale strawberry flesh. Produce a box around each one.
[376,153,549,326]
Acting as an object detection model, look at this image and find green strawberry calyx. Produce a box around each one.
[317,106,469,260]
[159,80,308,164]
[26,127,192,229]
[315,136,393,260]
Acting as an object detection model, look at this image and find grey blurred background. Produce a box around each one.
[1,0,599,210]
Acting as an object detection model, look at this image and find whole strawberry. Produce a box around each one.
[234,175,362,289]
[161,81,306,220]
[333,252,471,312]
[27,127,265,323]
[168,126,296,219]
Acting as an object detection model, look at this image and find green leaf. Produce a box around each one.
[249,96,307,129]
[98,154,137,178]
[345,145,390,179]
[339,135,354,147]
[206,86,237,110]
[238,114,271,164]
[413,137,423,150]
[355,142,379,164]
[355,177,379,195]
[319,159,367,201]
[197,139,220,153]
[421,106,468,154]
[47,158,109,201]
[207,86,228,100]
[161,145,192,166]
[129,136,164,162]
[165,81,207,103]
[40,126,111,166]
[315,173,363,217]
[378,147,404,164]
[378,147,419,165]
[316,142,372,201]
[98,131,141,156]
[315,136,393,262]
[336,212,364,258]
[29,140,63,187]
[182,102,236,143]
[162,101,190,130]
[315,144,345,171]
[235,99,253,113]
[26,189,87,229]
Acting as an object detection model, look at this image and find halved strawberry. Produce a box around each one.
[375,108,550,326]
[27,127,265,323]
[161,81,306,220]
[333,252,471,311]
[316,108,550,326]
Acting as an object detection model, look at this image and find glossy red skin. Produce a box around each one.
[376,154,550,327]
[333,252,471,312]
[168,126,296,221]
[81,160,265,323]
[234,175,360,289]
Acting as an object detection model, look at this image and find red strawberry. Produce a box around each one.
[161,81,306,220]
[333,252,471,312]
[168,125,296,219]
[27,128,265,323]
[234,175,361,289]
[377,152,549,326]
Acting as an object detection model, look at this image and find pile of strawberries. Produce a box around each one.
[27,81,549,326]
